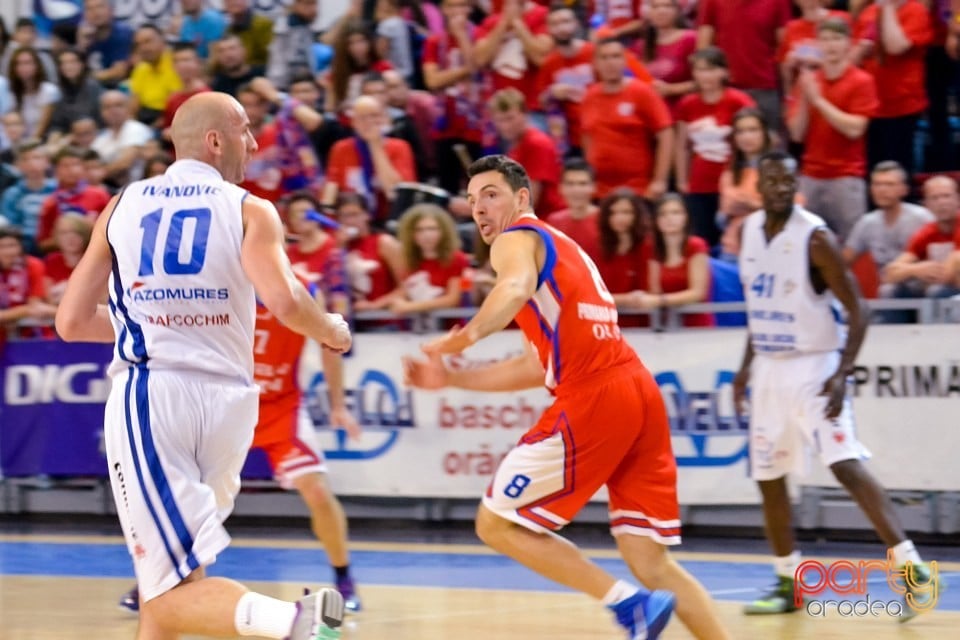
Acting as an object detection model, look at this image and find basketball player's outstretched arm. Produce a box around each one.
[422,230,540,355]
[810,228,870,418]
[55,195,121,343]
[241,195,352,354]
[404,338,545,392]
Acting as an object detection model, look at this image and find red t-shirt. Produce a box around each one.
[545,208,601,260]
[653,235,713,327]
[790,65,878,179]
[422,29,483,143]
[602,0,643,29]
[536,42,653,148]
[163,86,211,129]
[639,30,697,110]
[239,122,284,203]
[776,11,851,64]
[906,221,960,260]
[402,251,470,301]
[476,6,550,111]
[697,0,792,90]
[36,185,111,248]
[580,79,673,197]
[0,256,48,339]
[507,126,563,215]
[596,239,650,328]
[855,1,934,118]
[326,137,417,222]
[43,252,74,285]
[287,235,339,279]
[675,88,756,194]
[347,233,397,303]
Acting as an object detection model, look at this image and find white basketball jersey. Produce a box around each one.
[739,206,845,357]
[105,159,256,383]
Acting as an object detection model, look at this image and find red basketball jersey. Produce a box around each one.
[505,215,639,394]
[253,302,306,407]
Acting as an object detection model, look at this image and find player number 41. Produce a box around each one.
[751,273,775,298]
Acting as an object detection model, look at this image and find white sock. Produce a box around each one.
[601,580,641,606]
[235,591,298,638]
[773,550,802,579]
[892,540,923,567]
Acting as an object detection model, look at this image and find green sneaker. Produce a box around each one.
[743,576,799,615]
[898,562,945,624]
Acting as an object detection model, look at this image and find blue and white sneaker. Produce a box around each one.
[336,575,362,613]
[610,589,676,640]
[118,586,139,614]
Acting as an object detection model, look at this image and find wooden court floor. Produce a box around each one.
[2,574,956,639]
[1,533,956,639]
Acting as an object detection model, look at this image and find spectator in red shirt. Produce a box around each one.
[474,0,553,114]
[788,17,878,241]
[161,43,210,137]
[285,191,351,319]
[594,188,653,327]
[545,158,601,259]
[0,226,56,339]
[536,5,653,156]
[697,0,792,132]
[598,0,644,42]
[488,88,564,216]
[854,0,934,175]
[44,213,92,304]
[638,0,697,108]
[35,146,111,253]
[580,37,675,199]
[675,47,756,248]
[323,95,417,224]
[336,193,406,319]
[882,175,960,298]
[236,83,284,202]
[777,0,851,91]
[390,203,471,316]
[422,0,484,195]
[648,193,713,327]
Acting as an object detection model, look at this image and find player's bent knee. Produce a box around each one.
[295,474,334,509]
[828,458,865,485]
[475,504,517,547]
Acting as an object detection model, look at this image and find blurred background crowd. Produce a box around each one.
[2,0,960,341]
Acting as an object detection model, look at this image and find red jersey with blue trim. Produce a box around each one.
[504,214,639,394]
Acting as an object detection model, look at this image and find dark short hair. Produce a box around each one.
[0,225,24,243]
[15,139,45,159]
[53,146,87,165]
[466,155,532,193]
[595,36,623,50]
[561,157,594,180]
[136,23,164,37]
[361,71,385,87]
[172,41,199,55]
[818,16,851,37]
[690,46,728,69]
[758,150,797,174]
[287,190,322,211]
[289,72,318,88]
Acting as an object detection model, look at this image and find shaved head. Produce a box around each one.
[352,95,383,118]
[170,92,257,183]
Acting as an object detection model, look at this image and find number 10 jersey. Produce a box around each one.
[105,159,256,383]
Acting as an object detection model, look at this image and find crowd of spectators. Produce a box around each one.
[2,0,960,340]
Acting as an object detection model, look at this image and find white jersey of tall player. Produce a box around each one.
[106,159,256,382]
[739,206,846,357]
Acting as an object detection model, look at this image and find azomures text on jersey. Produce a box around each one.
[126,282,230,303]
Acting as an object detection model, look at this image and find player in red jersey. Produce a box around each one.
[403,156,730,640]
[252,282,363,612]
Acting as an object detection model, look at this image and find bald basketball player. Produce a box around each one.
[56,92,350,640]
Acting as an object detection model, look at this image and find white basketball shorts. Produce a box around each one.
[104,366,259,602]
[748,351,871,481]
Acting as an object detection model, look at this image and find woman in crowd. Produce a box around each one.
[7,46,61,140]
[326,19,393,114]
[47,48,102,144]
[44,213,92,305]
[638,0,696,108]
[336,193,406,321]
[594,188,652,327]
[674,46,755,248]
[716,107,775,260]
[648,193,713,327]
[390,203,470,317]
